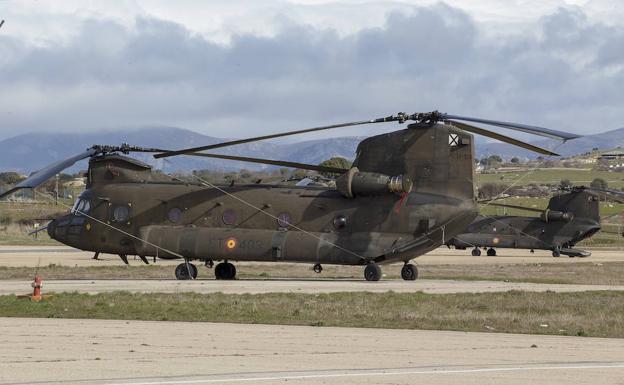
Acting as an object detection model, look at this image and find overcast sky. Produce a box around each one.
[0,0,623,142]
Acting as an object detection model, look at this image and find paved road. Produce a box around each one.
[1,318,623,385]
[1,245,622,267]
[2,278,624,295]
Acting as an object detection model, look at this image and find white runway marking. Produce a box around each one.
[99,363,624,385]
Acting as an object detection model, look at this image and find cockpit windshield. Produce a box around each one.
[71,197,91,216]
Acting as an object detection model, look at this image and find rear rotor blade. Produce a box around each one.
[187,153,349,174]
[444,114,580,141]
[0,148,99,200]
[447,120,560,156]
[481,202,545,213]
[154,117,392,159]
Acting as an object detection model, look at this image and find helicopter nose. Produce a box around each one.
[47,219,57,240]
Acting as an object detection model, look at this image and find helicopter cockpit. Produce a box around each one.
[70,196,91,216]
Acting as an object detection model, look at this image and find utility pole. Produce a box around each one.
[55,174,59,205]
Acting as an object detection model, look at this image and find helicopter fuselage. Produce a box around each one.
[48,178,477,266]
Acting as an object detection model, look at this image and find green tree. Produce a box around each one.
[590,178,608,190]
[318,157,352,177]
[0,172,25,185]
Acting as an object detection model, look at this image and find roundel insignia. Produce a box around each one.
[226,237,237,250]
[492,237,500,245]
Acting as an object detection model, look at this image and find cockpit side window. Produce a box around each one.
[71,198,91,216]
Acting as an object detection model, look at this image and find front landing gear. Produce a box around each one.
[215,261,237,280]
[364,263,382,281]
[486,248,497,257]
[401,263,418,280]
[175,262,197,280]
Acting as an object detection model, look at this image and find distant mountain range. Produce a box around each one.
[0,126,622,174]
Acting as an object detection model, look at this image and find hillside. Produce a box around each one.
[1,125,622,174]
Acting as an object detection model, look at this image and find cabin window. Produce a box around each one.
[222,209,237,225]
[277,212,292,229]
[168,208,183,223]
[112,205,130,222]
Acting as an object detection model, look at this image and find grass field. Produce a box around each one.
[1,291,623,338]
[477,168,624,189]
[3,261,624,285]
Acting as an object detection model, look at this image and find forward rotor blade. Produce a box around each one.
[447,120,560,156]
[154,117,395,159]
[187,153,349,174]
[444,114,581,141]
[0,148,99,200]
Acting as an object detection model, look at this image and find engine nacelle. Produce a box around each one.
[541,209,573,222]
[336,167,412,198]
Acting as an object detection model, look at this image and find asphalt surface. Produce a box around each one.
[1,318,624,385]
[1,245,622,267]
[2,277,624,295]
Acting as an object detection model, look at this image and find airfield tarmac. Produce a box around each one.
[2,317,624,385]
[1,245,623,267]
[2,245,624,295]
[2,246,624,384]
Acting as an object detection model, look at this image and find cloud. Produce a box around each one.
[0,3,622,142]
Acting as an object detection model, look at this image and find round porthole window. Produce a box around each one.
[222,209,237,225]
[168,208,182,223]
[333,215,347,229]
[277,212,292,229]
[113,205,129,222]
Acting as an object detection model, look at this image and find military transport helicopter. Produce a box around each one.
[446,187,601,258]
[0,111,579,281]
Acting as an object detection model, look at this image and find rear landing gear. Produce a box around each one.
[471,248,481,256]
[364,263,382,281]
[486,248,497,257]
[313,263,323,274]
[401,263,418,280]
[552,249,561,258]
[175,262,197,280]
[215,261,236,280]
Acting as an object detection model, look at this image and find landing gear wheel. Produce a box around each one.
[175,262,197,280]
[487,248,497,257]
[471,248,481,256]
[313,263,323,274]
[552,250,561,258]
[364,263,382,282]
[401,263,418,281]
[215,262,237,280]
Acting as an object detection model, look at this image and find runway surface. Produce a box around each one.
[1,317,623,385]
[2,278,624,295]
[1,245,622,267]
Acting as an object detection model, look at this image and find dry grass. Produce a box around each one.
[2,261,624,285]
[1,291,623,338]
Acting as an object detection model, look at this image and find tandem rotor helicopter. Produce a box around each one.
[0,111,580,281]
